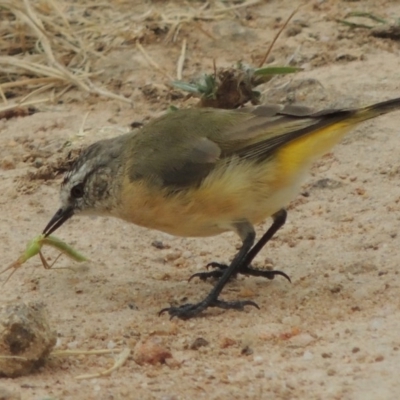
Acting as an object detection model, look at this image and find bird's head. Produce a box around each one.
[43,136,128,236]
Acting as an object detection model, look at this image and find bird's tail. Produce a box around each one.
[352,97,400,123]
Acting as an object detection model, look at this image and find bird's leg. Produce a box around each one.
[189,209,290,283]
[160,221,256,319]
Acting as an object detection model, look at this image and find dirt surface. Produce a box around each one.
[1,0,400,399]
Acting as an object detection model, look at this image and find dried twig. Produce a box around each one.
[0,0,132,104]
[0,98,50,114]
[51,347,131,379]
[136,42,174,80]
[75,348,131,380]
[0,0,263,105]
[176,38,187,80]
[259,5,302,67]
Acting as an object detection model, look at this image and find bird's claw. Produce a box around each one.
[188,269,224,282]
[159,298,259,320]
[189,262,292,283]
[206,262,228,270]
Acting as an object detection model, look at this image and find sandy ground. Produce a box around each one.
[1,0,400,399]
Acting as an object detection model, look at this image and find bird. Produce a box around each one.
[43,97,400,319]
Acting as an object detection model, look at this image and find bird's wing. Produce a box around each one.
[128,121,222,188]
[213,104,355,160]
[127,105,355,189]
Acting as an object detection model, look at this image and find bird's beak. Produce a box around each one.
[43,207,74,236]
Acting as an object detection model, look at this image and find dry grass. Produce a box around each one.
[0,0,261,113]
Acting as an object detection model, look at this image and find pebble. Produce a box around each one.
[220,337,237,348]
[288,333,315,347]
[327,368,336,376]
[190,337,209,350]
[67,341,79,349]
[238,287,256,298]
[165,251,182,262]
[33,158,43,168]
[286,24,303,37]
[255,370,265,379]
[151,240,167,249]
[368,318,384,331]
[282,315,301,326]
[1,156,15,170]
[253,356,263,365]
[107,340,116,349]
[303,350,314,360]
[329,284,342,294]
[173,258,188,268]
[133,337,172,365]
[241,346,253,356]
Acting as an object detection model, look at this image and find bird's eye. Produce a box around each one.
[71,183,84,199]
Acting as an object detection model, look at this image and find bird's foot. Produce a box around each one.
[189,262,291,283]
[188,262,228,281]
[159,297,259,320]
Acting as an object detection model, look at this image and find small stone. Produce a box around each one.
[312,178,343,190]
[330,284,342,294]
[67,341,78,349]
[336,53,358,62]
[190,337,209,350]
[286,24,302,37]
[173,258,188,268]
[355,187,366,196]
[128,302,138,310]
[182,251,192,258]
[238,287,256,298]
[165,251,182,262]
[282,315,301,326]
[288,333,314,347]
[303,350,314,360]
[130,121,144,129]
[133,337,172,365]
[151,240,167,249]
[255,370,265,379]
[327,368,336,376]
[253,356,263,365]
[1,156,15,170]
[220,337,237,349]
[107,340,116,349]
[165,357,181,369]
[241,346,253,356]
[352,347,360,353]
[369,318,384,331]
[352,287,370,301]
[33,158,43,168]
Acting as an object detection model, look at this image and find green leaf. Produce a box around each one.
[345,11,387,24]
[168,105,179,112]
[171,81,201,94]
[336,19,374,29]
